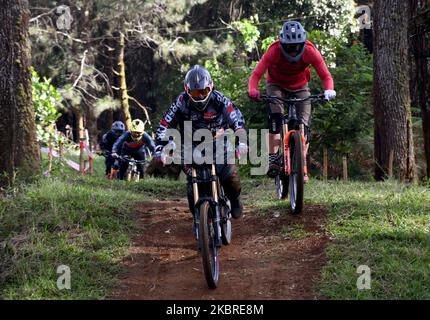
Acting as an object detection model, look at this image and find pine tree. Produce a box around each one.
[0,0,40,185]
[373,0,416,181]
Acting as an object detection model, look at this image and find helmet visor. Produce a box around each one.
[188,87,211,101]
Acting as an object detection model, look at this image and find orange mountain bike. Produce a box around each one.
[261,94,327,215]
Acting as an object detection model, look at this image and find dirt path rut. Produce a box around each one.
[109,199,328,300]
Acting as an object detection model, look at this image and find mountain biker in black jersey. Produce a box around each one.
[154,65,248,222]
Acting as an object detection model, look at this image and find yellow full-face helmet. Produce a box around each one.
[130,119,145,141]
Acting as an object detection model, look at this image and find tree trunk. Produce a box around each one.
[373,0,416,182]
[410,0,430,178]
[0,0,40,186]
[118,32,132,129]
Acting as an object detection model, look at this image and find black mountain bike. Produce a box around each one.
[192,163,232,289]
[260,93,327,215]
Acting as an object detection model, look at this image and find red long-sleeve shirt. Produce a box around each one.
[248,40,334,91]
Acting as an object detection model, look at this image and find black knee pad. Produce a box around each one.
[268,113,283,134]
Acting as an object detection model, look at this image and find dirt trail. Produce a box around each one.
[109,198,328,300]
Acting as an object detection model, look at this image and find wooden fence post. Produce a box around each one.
[342,155,348,180]
[388,150,394,178]
[48,143,53,173]
[59,142,63,161]
[323,147,328,180]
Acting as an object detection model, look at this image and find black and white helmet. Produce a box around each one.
[184,65,214,111]
[279,21,307,63]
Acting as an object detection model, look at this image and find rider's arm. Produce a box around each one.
[306,45,334,91]
[112,131,129,154]
[143,132,156,154]
[248,44,275,92]
[155,95,184,146]
[221,97,246,133]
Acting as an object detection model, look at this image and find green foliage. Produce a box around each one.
[311,41,373,156]
[261,36,276,52]
[32,68,62,145]
[231,16,261,53]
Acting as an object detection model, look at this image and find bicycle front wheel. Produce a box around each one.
[199,201,220,289]
[289,131,304,215]
[275,173,289,200]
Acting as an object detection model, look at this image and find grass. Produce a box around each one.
[246,178,430,299]
[0,156,183,299]
[281,224,312,240]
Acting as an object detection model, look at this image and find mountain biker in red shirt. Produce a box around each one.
[248,21,336,182]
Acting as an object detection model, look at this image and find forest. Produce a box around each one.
[0,0,429,302]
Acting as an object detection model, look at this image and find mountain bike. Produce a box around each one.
[260,93,327,215]
[191,162,232,289]
[118,155,147,182]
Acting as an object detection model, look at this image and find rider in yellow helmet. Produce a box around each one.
[112,119,156,179]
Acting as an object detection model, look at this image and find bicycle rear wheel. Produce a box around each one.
[199,201,220,289]
[289,131,304,215]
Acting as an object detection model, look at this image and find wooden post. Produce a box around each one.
[342,155,348,180]
[78,112,85,174]
[388,149,394,178]
[89,156,93,176]
[59,142,63,161]
[323,147,328,180]
[48,143,53,173]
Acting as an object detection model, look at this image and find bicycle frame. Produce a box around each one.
[263,94,325,177]
[282,112,308,177]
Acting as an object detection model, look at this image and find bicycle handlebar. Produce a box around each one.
[116,155,146,164]
[259,94,327,104]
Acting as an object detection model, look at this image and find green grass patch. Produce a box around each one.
[0,160,184,299]
[247,178,430,299]
[281,224,311,240]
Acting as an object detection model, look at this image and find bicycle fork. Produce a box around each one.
[211,165,222,247]
[192,166,222,247]
[299,124,308,177]
[192,168,200,241]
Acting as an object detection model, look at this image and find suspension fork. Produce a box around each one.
[283,121,292,176]
[299,124,308,176]
[211,165,222,246]
[192,168,199,205]
[192,168,200,239]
